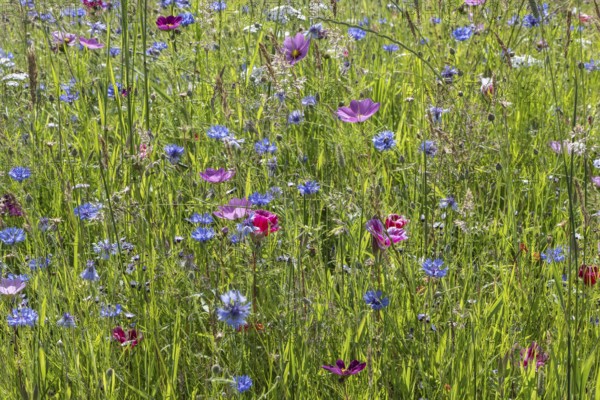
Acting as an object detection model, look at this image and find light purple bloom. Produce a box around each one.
[283,33,310,65]
[79,37,104,49]
[199,168,235,183]
[214,198,252,220]
[336,99,380,123]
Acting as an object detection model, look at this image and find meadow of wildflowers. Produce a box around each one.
[1,0,600,398]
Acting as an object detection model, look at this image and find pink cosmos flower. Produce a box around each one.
[156,15,182,31]
[79,37,104,49]
[322,359,366,381]
[336,99,380,123]
[52,31,77,48]
[199,168,236,183]
[214,198,251,220]
[112,326,142,348]
[283,33,310,65]
[251,210,280,237]
[0,278,26,296]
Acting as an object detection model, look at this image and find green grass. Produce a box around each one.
[0,0,600,398]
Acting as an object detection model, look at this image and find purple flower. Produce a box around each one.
[52,31,77,48]
[336,99,380,123]
[283,33,310,65]
[79,37,104,49]
[521,342,548,370]
[592,176,600,187]
[322,359,366,380]
[422,258,447,278]
[366,218,408,250]
[199,168,235,183]
[214,198,251,220]
[363,290,389,310]
[0,278,26,296]
[156,15,182,31]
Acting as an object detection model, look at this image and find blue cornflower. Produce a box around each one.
[422,258,448,278]
[146,41,168,56]
[419,140,438,157]
[8,167,31,182]
[7,273,29,281]
[363,290,390,310]
[306,23,326,39]
[439,196,458,211]
[372,130,396,152]
[522,14,539,28]
[358,17,369,27]
[210,1,226,11]
[232,375,253,393]
[109,47,121,57]
[452,27,473,41]
[275,91,286,103]
[383,44,399,52]
[441,65,458,83]
[186,213,214,225]
[28,255,51,271]
[80,260,100,281]
[8,307,38,327]
[378,18,387,24]
[269,186,283,197]
[288,110,304,125]
[541,247,565,264]
[61,7,86,18]
[348,27,366,40]
[254,139,277,155]
[59,89,79,103]
[297,180,320,196]
[217,290,251,329]
[164,144,185,164]
[57,313,77,328]
[191,227,215,242]
[179,12,195,26]
[301,95,317,106]
[507,15,519,26]
[107,82,122,99]
[430,17,441,24]
[93,239,118,260]
[207,125,230,140]
[100,304,122,318]
[74,202,103,220]
[0,227,26,246]
[40,13,56,23]
[584,60,598,72]
[429,107,447,124]
[248,192,273,206]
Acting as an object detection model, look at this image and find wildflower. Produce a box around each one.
[8,167,31,182]
[465,0,485,4]
[217,290,251,329]
[206,125,230,140]
[0,194,23,217]
[288,110,304,124]
[592,176,600,187]
[0,227,26,246]
[52,31,77,49]
[297,181,320,195]
[372,131,396,152]
[8,307,38,327]
[178,12,194,27]
[59,89,79,103]
[232,375,253,393]
[521,342,548,370]
[383,44,399,52]
[452,27,473,41]
[522,14,540,28]
[540,247,565,264]
[199,168,235,183]
[186,213,214,225]
[109,47,120,57]
[336,98,380,123]
[112,326,142,348]
[254,139,277,155]
[0,278,26,296]
[348,27,366,40]
[248,192,273,206]
[156,15,182,31]
[100,304,122,318]
[282,33,310,65]
[28,256,51,270]
[385,214,409,229]
[363,290,389,310]
[430,17,441,24]
[191,227,215,242]
[301,95,317,106]
[250,210,280,237]
[366,217,407,250]
[322,359,366,380]
[441,66,458,84]
[79,37,104,49]
[210,1,226,11]
[584,60,598,72]
[57,313,77,328]
[76,263,100,280]
[306,23,326,39]
[419,140,438,157]
[579,264,599,286]
[422,258,448,278]
[146,42,168,56]
[429,107,448,124]
[214,198,252,220]
[93,239,118,259]
[74,202,103,220]
[164,144,184,164]
[439,196,458,211]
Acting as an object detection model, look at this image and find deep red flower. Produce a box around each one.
[82,0,104,9]
[385,214,408,229]
[579,264,599,286]
[251,210,279,237]
[156,15,182,31]
[112,326,142,348]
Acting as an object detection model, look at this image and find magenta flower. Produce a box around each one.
[336,99,380,123]
[385,214,409,229]
[251,210,280,238]
[52,31,77,48]
[214,198,251,220]
[79,37,104,49]
[199,168,235,183]
[156,15,183,31]
[592,176,600,187]
[283,33,310,65]
[366,218,391,249]
[465,0,485,5]
[366,217,408,250]
[521,342,548,370]
[322,359,366,381]
[0,278,26,296]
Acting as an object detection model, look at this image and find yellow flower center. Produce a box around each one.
[292,49,300,58]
